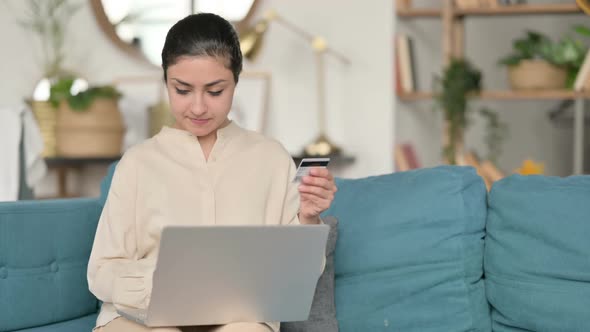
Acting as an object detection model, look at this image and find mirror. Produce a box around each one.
[90,0,260,66]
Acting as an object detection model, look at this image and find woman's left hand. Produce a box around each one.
[298,168,338,224]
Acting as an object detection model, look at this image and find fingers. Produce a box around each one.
[300,193,332,209]
[299,183,335,201]
[301,168,337,192]
[309,167,334,181]
[300,175,333,191]
[298,167,338,219]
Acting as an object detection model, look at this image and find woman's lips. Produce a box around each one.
[190,118,210,125]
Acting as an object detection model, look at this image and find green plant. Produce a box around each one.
[499,26,590,88]
[18,0,81,79]
[479,108,508,164]
[434,58,507,164]
[50,77,122,112]
[434,59,481,164]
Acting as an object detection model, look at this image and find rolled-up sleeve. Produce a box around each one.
[87,155,153,309]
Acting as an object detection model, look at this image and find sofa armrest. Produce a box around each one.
[0,198,101,332]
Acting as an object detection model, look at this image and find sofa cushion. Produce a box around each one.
[485,174,590,332]
[323,166,490,332]
[0,199,101,331]
[13,313,97,332]
[282,216,339,332]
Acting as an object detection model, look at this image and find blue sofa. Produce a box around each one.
[1,165,589,332]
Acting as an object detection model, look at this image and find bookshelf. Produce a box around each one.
[395,0,589,175]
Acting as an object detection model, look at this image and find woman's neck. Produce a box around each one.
[197,118,231,161]
[198,134,216,161]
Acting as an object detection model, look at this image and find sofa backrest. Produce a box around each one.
[485,174,590,331]
[0,198,102,331]
[323,166,491,332]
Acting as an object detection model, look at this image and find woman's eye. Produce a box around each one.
[175,88,189,95]
[208,90,223,96]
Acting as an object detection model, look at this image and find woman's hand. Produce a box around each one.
[298,168,337,224]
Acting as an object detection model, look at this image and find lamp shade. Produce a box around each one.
[239,19,269,61]
[578,0,590,15]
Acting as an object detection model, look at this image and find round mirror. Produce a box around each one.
[90,0,260,66]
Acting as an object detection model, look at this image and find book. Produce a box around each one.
[395,45,403,95]
[394,144,410,172]
[574,49,590,91]
[395,34,415,93]
[408,37,418,92]
[402,143,420,169]
[394,143,420,172]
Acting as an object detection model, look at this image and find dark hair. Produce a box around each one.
[161,13,243,83]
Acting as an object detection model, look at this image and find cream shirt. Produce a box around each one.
[87,122,306,332]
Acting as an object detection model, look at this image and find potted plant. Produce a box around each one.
[50,77,125,158]
[499,27,590,90]
[434,58,507,165]
[18,0,81,156]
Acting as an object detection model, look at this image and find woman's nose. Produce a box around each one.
[190,94,207,116]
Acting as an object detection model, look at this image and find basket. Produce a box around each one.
[508,60,567,90]
[56,98,125,157]
[30,100,58,157]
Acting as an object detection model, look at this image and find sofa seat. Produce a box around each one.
[13,313,97,332]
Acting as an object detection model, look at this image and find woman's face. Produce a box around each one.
[166,55,236,138]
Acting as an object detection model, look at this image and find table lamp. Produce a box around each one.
[577,0,590,15]
[240,9,350,156]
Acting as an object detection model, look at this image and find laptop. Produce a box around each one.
[117,224,329,327]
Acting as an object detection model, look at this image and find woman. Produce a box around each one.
[87,12,337,332]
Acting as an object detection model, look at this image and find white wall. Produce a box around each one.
[0,0,394,197]
[396,0,590,176]
[246,0,394,179]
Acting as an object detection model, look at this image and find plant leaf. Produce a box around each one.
[573,25,590,37]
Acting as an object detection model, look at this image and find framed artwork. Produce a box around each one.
[229,71,271,134]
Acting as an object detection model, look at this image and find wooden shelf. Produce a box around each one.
[458,3,582,16]
[479,90,590,100]
[398,90,590,101]
[397,8,441,17]
[397,3,582,18]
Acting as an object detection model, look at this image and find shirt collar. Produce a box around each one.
[158,120,243,141]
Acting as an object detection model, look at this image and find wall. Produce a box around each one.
[396,0,590,176]
[0,0,394,197]
[247,0,395,179]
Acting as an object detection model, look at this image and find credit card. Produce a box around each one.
[294,158,330,182]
